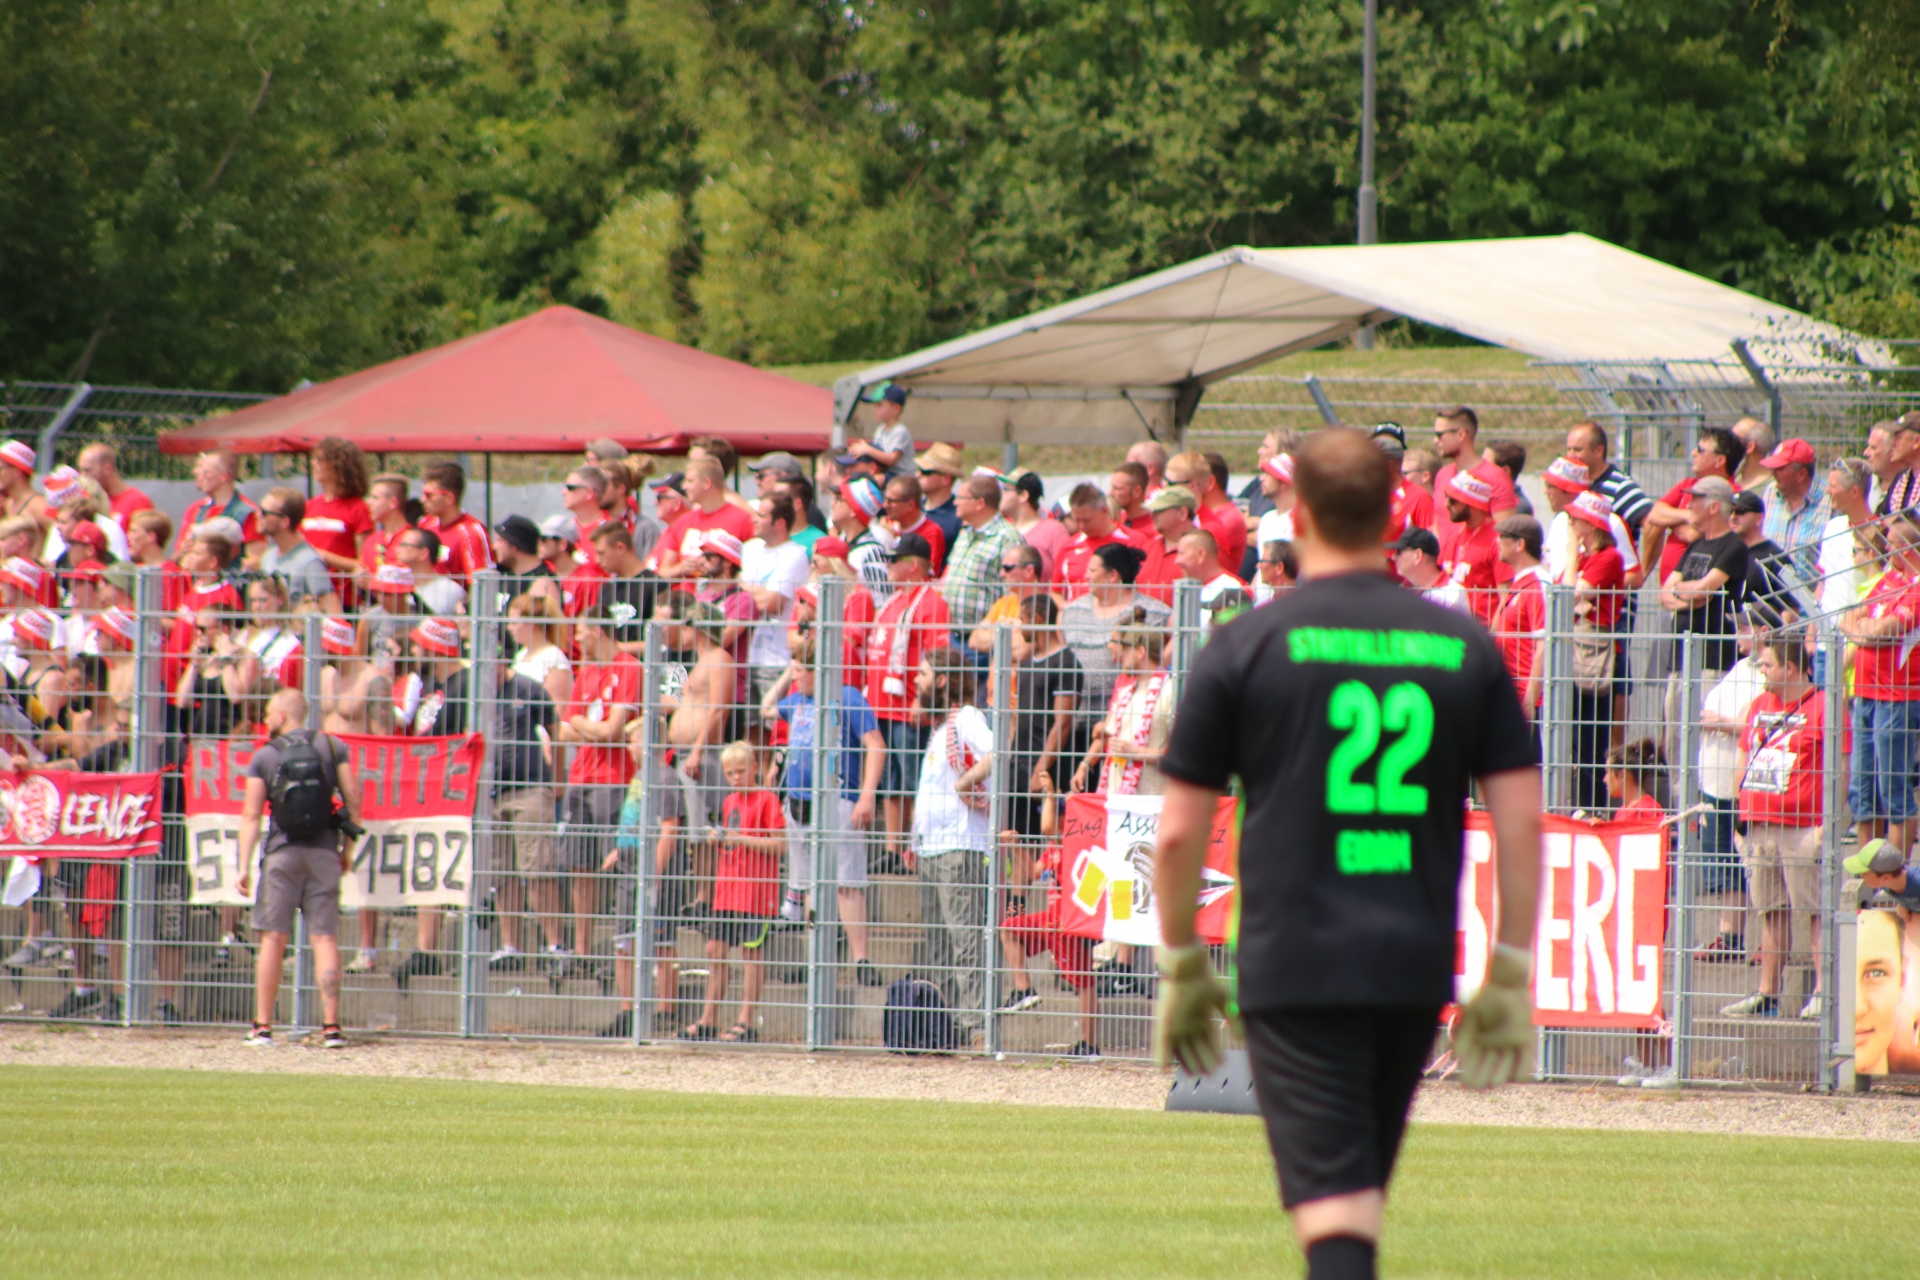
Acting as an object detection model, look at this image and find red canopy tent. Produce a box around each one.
[158,306,833,456]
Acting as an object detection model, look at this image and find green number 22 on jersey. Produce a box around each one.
[1325,680,1433,815]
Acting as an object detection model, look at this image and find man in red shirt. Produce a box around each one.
[556,601,642,1004]
[358,474,412,584]
[1137,486,1199,602]
[300,437,375,604]
[1839,517,1920,860]
[864,531,949,873]
[1493,515,1546,721]
[1108,463,1154,537]
[658,457,756,578]
[1057,482,1136,596]
[125,508,189,613]
[418,461,493,584]
[876,475,949,577]
[1439,468,1505,625]
[77,443,154,530]
[1640,425,1743,586]
[1727,634,1826,1020]
[176,449,262,561]
[1164,450,1247,573]
[1430,406,1517,549]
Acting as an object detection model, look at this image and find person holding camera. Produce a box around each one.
[235,688,362,1048]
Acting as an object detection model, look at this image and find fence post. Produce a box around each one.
[1301,373,1340,426]
[35,382,91,472]
[123,567,165,1025]
[633,617,662,1040]
[1820,615,1846,1091]
[809,579,846,1049]
[463,569,499,1038]
[1542,584,1575,811]
[1672,635,1702,1083]
[1169,580,1202,700]
[282,613,326,1035]
[984,622,1015,1057]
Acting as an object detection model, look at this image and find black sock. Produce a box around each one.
[1306,1234,1376,1280]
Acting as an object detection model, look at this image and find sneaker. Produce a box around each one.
[1721,992,1779,1017]
[998,987,1041,1013]
[1641,1063,1679,1090]
[779,892,808,924]
[3,938,46,968]
[345,949,378,974]
[1616,1054,1650,1087]
[321,1024,347,1049]
[213,932,238,963]
[98,994,122,1022]
[244,1023,274,1047]
[598,1008,634,1039]
[1066,1040,1100,1059]
[1800,993,1824,1019]
[1694,933,1745,963]
[486,946,524,972]
[157,1000,181,1025]
[540,947,575,979]
[855,959,885,988]
[47,986,102,1019]
[48,944,74,971]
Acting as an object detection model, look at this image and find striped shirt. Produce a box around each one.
[1589,464,1653,537]
[1762,476,1829,582]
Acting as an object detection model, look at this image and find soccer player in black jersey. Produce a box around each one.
[1153,428,1542,1280]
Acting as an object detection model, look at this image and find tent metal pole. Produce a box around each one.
[1355,0,1378,350]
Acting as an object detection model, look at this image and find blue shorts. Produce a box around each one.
[879,718,930,798]
[1850,698,1920,822]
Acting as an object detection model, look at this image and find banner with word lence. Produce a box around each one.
[1059,793,1238,945]
[186,734,483,909]
[0,770,162,859]
[1456,812,1667,1030]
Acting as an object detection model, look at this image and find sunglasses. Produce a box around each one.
[563,482,589,491]
[999,562,1030,571]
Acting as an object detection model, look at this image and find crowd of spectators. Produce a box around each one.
[5,389,1918,1057]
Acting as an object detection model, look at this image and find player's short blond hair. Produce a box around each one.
[719,740,756,772]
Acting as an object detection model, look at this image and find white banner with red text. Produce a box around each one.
[185,734,484,909]
[1457,811,1667,1030]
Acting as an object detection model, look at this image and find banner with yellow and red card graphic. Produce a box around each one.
[1058,792,1239,946]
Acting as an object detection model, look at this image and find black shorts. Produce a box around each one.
[699,909,773,950]
[1243,1004,1442,1209]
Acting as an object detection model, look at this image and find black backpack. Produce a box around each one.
[882,976,957,1054]
[269,733,339,843]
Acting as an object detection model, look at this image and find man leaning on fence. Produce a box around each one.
[236,688,361,1050]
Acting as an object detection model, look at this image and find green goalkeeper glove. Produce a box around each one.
[1453,943,1535,1088]
[1154,942,1229,1076]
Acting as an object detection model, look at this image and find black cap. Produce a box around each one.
[493,514,540,556]
[647,471,685,495]
[1390,526,1440,557]
[1730,490,1765,515]
[1370,422,1407,448]
[891,531,934,562]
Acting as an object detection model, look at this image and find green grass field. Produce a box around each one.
[1,1066,1902,1278]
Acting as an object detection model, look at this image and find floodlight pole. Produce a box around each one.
[1355,0,1378,351]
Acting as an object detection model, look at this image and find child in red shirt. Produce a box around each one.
[996,770,1099,1058]
[685,741,785,1043]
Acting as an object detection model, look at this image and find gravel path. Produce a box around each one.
[5,1023,1918,1142]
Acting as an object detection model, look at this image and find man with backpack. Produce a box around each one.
[235,687,363,1048]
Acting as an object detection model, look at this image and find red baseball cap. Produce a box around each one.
[1759,438,1816,470]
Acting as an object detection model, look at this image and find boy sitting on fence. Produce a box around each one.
[683,740,785,1043]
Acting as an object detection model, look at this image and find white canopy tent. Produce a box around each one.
[832,232,1865,447]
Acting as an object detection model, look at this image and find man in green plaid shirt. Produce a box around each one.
[942,474,1027,633]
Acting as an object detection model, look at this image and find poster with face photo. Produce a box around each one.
[1857,908,1920,1076]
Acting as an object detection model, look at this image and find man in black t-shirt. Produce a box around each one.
[1659,476,1748,768]
[1009,594,1083,837]
[1153,429,1541,1280]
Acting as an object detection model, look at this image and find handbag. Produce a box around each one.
[1570,621,1615,694]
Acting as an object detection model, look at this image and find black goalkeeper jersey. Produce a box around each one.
[1161,570,1536,1010]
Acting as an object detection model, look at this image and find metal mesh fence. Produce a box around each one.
[0,548,1883,1092]
[0,382,274,482]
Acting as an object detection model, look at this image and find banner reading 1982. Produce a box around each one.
[186,734,484,910]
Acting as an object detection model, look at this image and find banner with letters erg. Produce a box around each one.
[0,770,162,859]
[1058,793,1239,945]
[186,734,484,910]
[1456,812,1667,1030]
